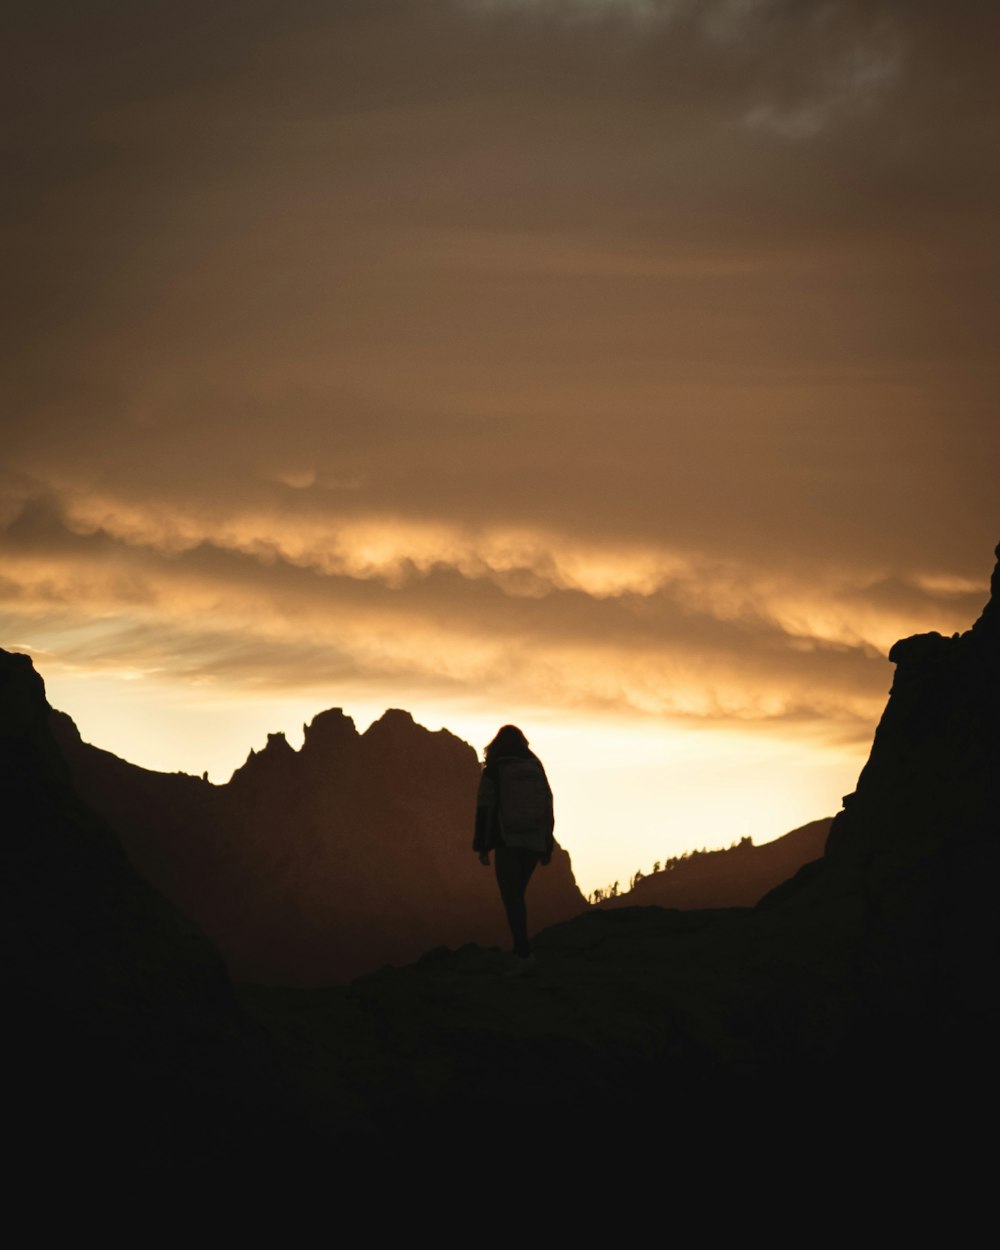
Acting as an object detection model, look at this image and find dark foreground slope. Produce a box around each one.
[51,706,585,983]
[1,650,322,1185]
[239,540,1000,1150]
[5,540,999,1180]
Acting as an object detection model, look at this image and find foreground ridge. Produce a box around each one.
[4,540,998,1179]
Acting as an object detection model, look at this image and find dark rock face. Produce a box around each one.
[828,543,999,869]
[2,651,226,1031]
[780,538,1000,1029]
[51,702,587,984]
[0,650,307,1181]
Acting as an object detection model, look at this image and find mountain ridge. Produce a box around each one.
[596,816,833,909]
[48,698,837,984]
[5,536,998,1180]
[49,698,587,983]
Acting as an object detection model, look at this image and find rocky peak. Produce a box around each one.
[969,538,1000,640]
[0,648,49,736]
[363,708,417,738]
[825,538,999,866]
[301,707,358,758]
[228,729,298,787]
[1,649,70,793]
[362,708,474,757]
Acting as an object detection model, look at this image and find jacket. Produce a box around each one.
[473,751,554,858]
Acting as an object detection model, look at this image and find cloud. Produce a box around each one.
[2,482,986,748]
[463,0,907,135]
[2,1,997,764]
[462,0,771,37]
[462,0,682,24]
[742,32,902,139]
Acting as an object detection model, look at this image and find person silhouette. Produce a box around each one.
[473,725,554,977]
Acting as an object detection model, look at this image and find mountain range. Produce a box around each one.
[50,705,585,983]
[49,698,829,983]
[5,538,998,1187]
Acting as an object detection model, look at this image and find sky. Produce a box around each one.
[2,0,998,893]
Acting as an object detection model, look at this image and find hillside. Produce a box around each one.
[48,698,833,982]
[596,818,833,910]
[6,537,998,1181]
[49,705,586,983]
[237,538,1000,1151]
[1,648,315,1183]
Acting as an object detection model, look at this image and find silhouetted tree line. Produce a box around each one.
[587,837,753,905]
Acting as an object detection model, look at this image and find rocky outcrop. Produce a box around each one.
[1,650,312,1181]
[51,702,587,984]
[827,543,999,870]
[761,539,1000,1029]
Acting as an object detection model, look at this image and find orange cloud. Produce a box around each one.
[5,485,983,752]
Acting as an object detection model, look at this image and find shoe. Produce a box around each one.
[504,954,537,978]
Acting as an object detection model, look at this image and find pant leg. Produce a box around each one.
[494,846,540,957]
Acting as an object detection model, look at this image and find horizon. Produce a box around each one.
[3,2,998,896]
[28,654,865,894]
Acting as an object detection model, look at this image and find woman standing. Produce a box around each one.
[473,725,554,976]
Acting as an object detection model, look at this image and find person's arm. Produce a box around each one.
[540,771,554,866]
[473,771,495,864]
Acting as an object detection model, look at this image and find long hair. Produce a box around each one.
[484,724,531,765]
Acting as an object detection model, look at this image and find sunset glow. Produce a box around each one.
[3,1,997,895]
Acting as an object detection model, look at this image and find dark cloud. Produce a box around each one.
[3,487,966,745]
[2,0,997,749]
